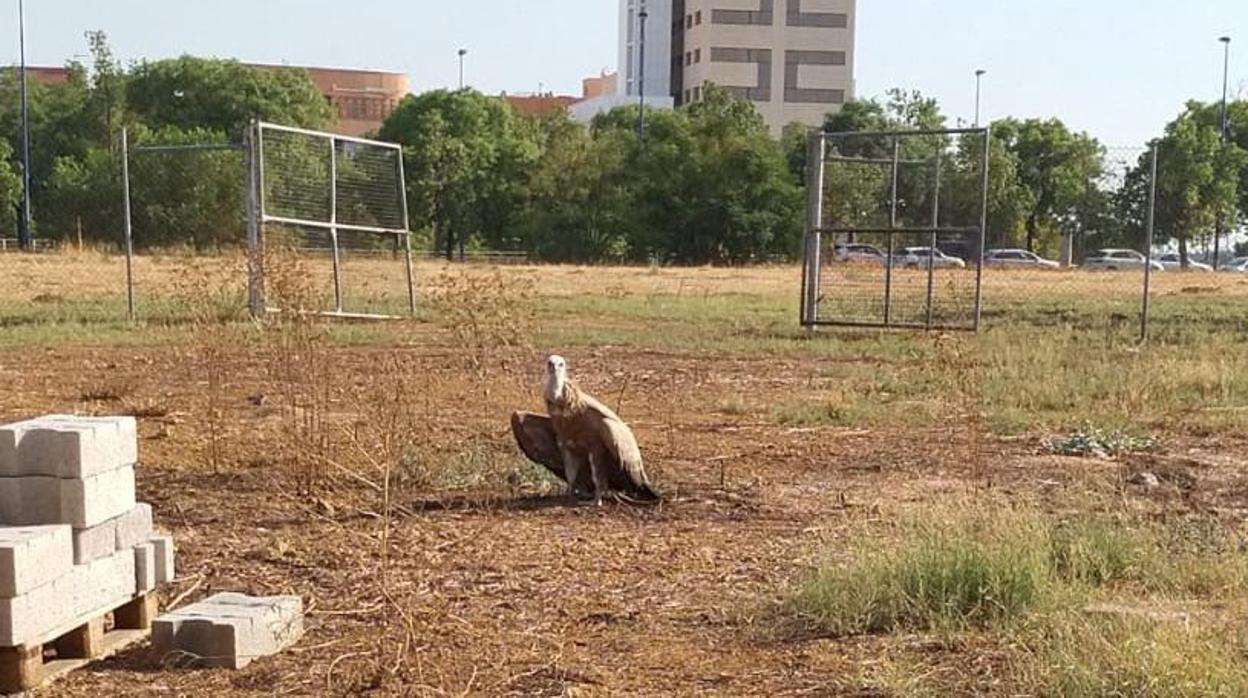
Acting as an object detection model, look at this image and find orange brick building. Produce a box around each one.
[250,64,410,137]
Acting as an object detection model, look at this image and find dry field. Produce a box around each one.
[1,251,1247,696]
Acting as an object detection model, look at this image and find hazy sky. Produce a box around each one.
[2,0,1246,146]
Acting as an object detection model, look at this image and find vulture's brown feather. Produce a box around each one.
[511,357,659,504]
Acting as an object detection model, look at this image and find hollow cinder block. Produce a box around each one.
[0,466,137,530]
[133,542,156,594]
[71,518,118,565]
[0,549,135,647]
[150,534,175,585]
[114,503,153,551]
[153,593,303,670]
[0,526,74,598]
[0,416,138,479]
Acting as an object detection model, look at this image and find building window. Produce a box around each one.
[696,10,702,24]
[685,52,692,66]
[686,14,693,29]
[693,86,702,101]
[684,89,691,104]
[695,49,701,63]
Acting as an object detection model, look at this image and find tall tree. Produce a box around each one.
[126,57,333,136]
[379,90,539,260]
[994,118,1104,254]
[1148,108,1247,264]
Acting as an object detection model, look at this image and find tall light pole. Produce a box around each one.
[637,9,648,138]
[1214,36,1231,270]
[17,0,33,249]
[457,48,467,90]
[974,69,986,127]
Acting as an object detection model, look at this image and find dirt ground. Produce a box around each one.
[3,320,1245,697]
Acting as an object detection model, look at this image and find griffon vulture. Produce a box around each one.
[511,355,658,505]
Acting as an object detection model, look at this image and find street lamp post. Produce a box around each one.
[637,9,649,138]
[457,48,467,90]
[1214,36,1231,270]
[17,0,33,250]
[974,69,986,128]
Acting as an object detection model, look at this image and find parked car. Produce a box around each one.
[894,247,967,269]
[984,249,1061,270]
[1156,253,1213,272]
[1083,249,1165,272]
[1221,257,1248,273]
[832,242,886,265]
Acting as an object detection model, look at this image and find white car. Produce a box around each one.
[1083,249,1165,272]
[1221,257,1248,273]
[984,249,1060,270]
[894,247,967,270]
[1156,253,1213,272]
[832,242,886,265]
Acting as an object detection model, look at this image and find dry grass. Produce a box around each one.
[0,251,1246,696]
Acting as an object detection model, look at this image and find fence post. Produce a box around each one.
[925,152,942,329]
[120,128,136,322]
[973,127,991,332]
[1141,145,1159,342]
[245,120,264,319]
[802,131,825,327]
[396,146,416,318]
[328,137,344,314]
[884,137,901,327]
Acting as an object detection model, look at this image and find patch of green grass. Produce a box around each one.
[1018,612,1248,697]
[794,510,1055,635]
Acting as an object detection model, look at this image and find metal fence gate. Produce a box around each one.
[801,128,991,331]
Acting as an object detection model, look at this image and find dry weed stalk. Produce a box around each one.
[935,333,988,487]
[171,255,247,474]
[262,242,335,493]
[425,266,537,378]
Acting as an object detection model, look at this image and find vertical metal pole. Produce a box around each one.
[16,0,33,249]
[245,120,263,318]
[884,137,900,327]
[328,138,344,313]
[120,128,136,321]
[255,122,268,313]
[973,128,991,331]
[396,147,416,317]
[637,10,648,138]
[802,132,825,326]
[1214,37,1231,271]
[925,153,942,329]
[1141,146,1159,342]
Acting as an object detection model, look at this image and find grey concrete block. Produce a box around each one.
[0,415,137,478]
[0,466,136,529]
[150,534,175,585]
[72,517,118,565]
[0,526,74,598]
[133,542,156,593]
[0,548,135,647]
[153,593,303,669]
[60,465,137,529]
[114,503,153,550]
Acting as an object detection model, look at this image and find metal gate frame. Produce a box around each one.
[800,127,991,332]
[249,120,416,321]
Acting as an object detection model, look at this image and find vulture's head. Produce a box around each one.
[544,355,568,402]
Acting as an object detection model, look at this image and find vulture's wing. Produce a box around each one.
[510,412,594,491]
[582,396,660,503]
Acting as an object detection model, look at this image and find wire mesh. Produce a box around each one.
[257,123,412,318]
[812,130,987,330]
[977,145,1151,337]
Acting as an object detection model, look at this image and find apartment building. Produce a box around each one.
[618,0,855,135]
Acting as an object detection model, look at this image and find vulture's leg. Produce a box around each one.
[561,447,587,503]
[589,449,611,507]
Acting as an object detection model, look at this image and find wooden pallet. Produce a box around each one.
[0,593,157,694]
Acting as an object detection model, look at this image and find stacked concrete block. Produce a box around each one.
[153,593,304,669]
[0,415,174,652]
